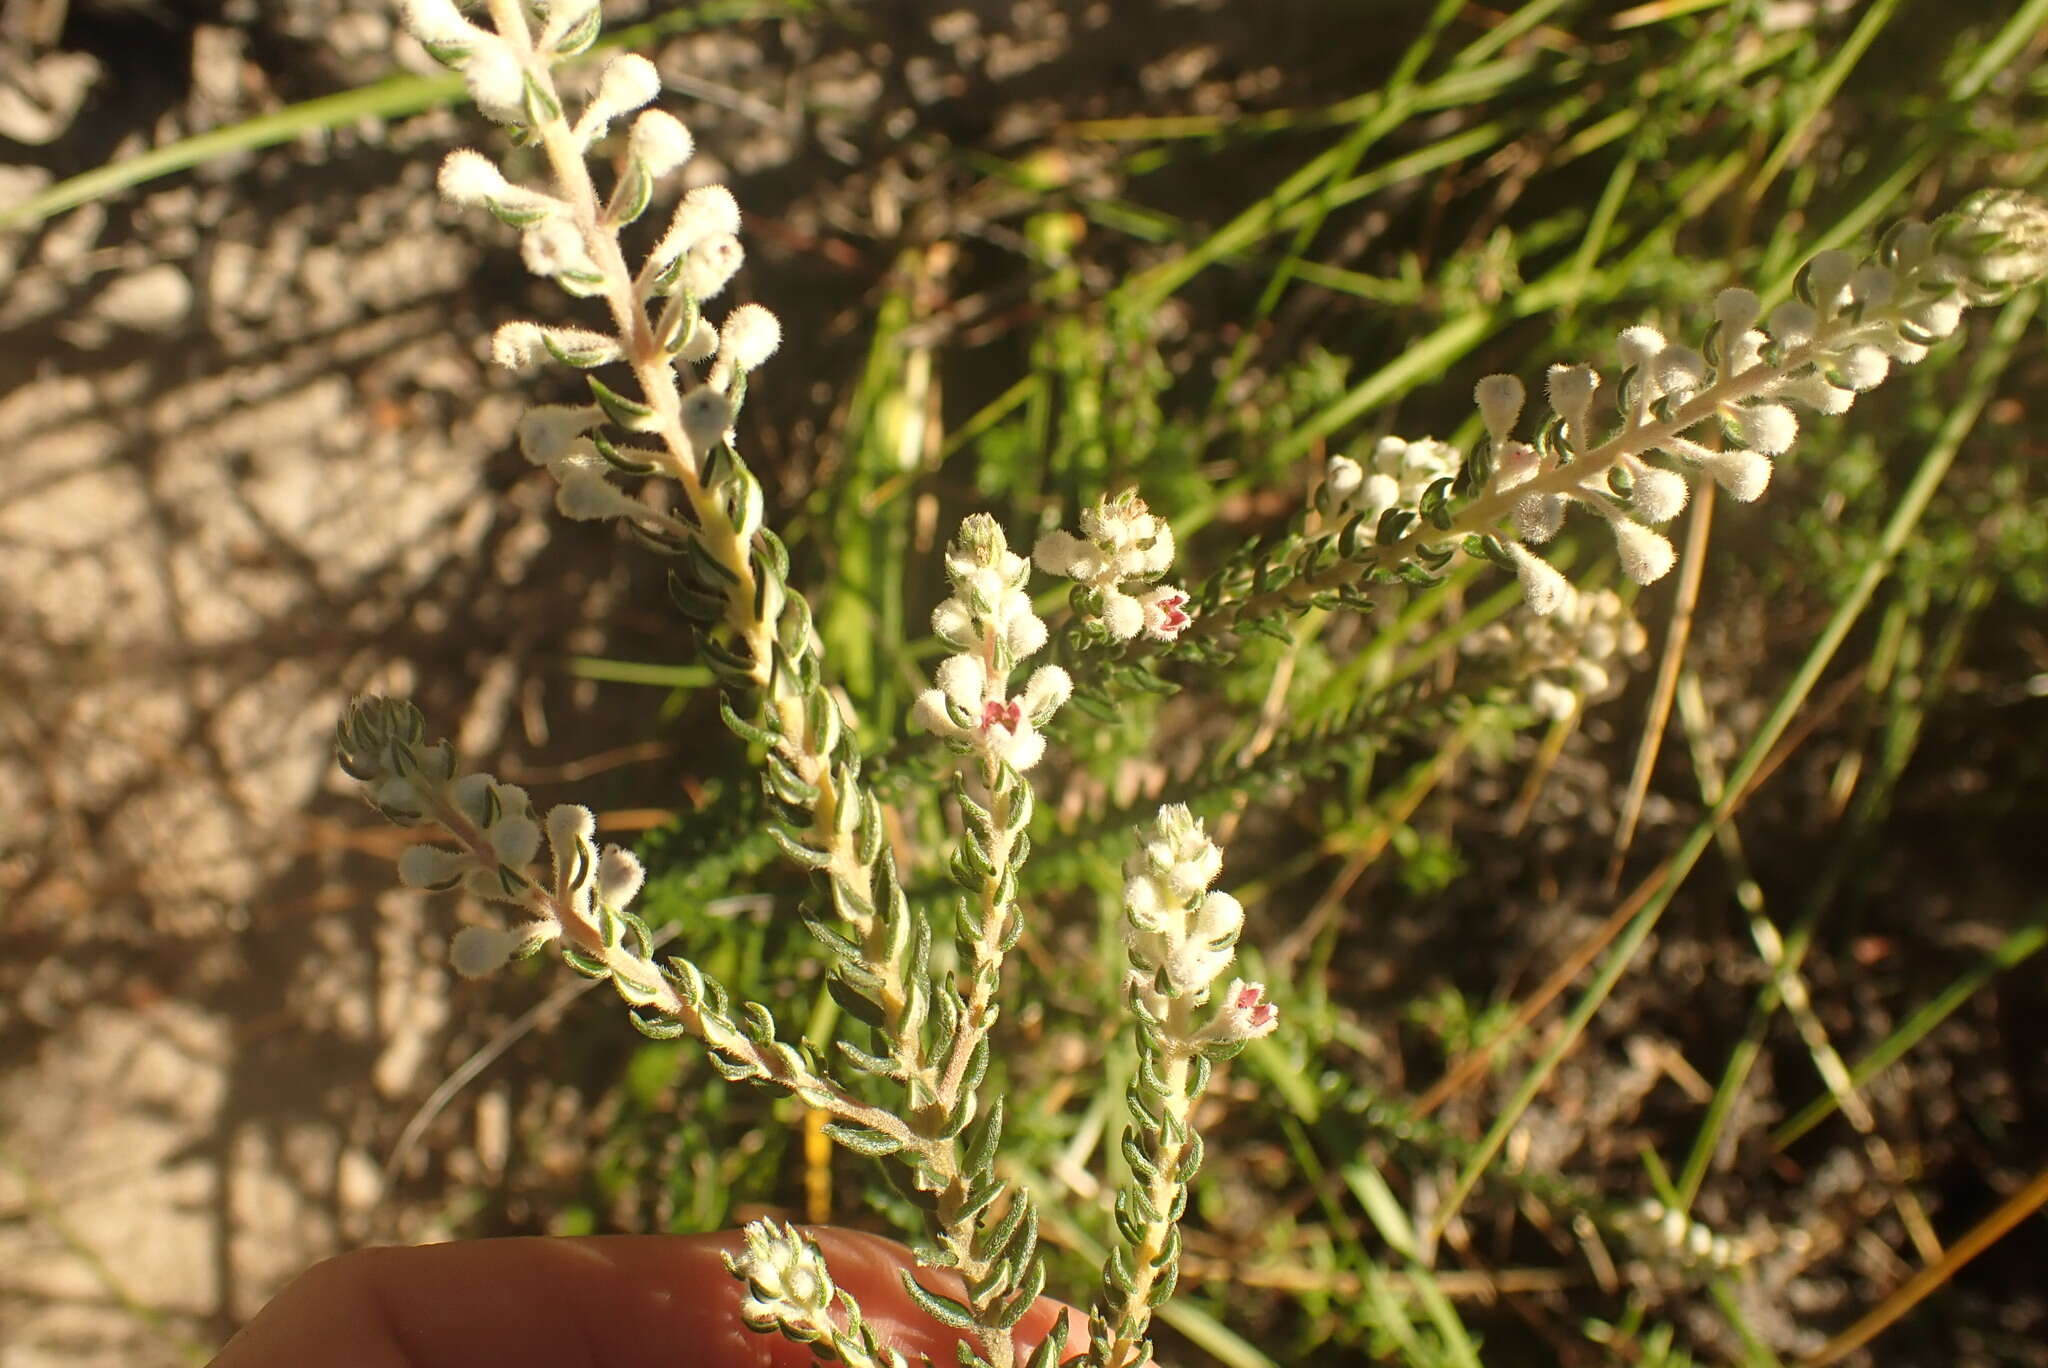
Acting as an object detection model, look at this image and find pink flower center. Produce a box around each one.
[980,699,1022,733]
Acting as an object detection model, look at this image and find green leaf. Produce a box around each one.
[588,375,656,428]
[900,1274,978,1331]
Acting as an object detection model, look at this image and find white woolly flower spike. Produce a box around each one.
[914,515,1067,771]
[1121,805,1269,1022]
[1036,489,1187,642]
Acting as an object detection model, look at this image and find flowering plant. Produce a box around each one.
[339,3,2048,1364]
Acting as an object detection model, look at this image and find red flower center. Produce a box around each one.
[980,699,1022,732]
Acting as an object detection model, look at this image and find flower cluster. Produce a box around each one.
[1466,587,1649,721]
[402,0,782,540]
[1615,1197,1758,1274]
[723,1222,909,1368]
[1478,189,2048,614]
[1034,491,1190,643]
[337,697,657,987]
[1122,804,1276,1042]
[1316,435,1463,541]
[914,515,1072,772]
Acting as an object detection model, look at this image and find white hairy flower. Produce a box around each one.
[1628,463,1690,524]
[1100,590,1145,642]
[400,0,487,49]
[1730,402,1797,455]
[463,41,527,124]
[1609,516,1676,585]
[1514,491,1566,544]
[915,514,1064,770]
[520,219,595,279]
[628,110,693,176]
[912,657,1068,772]
[1205,979,1280,1043]
[719,304,782,372]
[1699,448,1773,502]
[1767,299,1817,348]
[1506,542,1572,616]
[675,316,719,364]
[1835,344,1891,391]
[449,923,544,979]
[1713,287,1761,339]
[679,387,732,452]
[1616,324,1665,369]
[1546,362,1600,448]
[683,233,744,299]
[491,321,545,370]
[397,843,468,890]
[653,185,741,265]
[1475,373,1525,446]
[516,405,603,464]
[579,54,662,140]
[1138,584,1193,642]
[597,845,645,907]
[437,148,509,204]
[1803,249,1856,317]
[487,813,541,866]
[555,467,635,522]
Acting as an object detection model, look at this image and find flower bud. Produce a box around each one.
[491,321,546,370]
[719,303,781,372]
[401,0,486,49]
[680,387,732,453]
[487,814,540,866]
[1629,464,1689,524]
[397,843,468,890]
[1609,516,1676,585]
[516,404,602,464]
[1506,542,1572,616]
[597,845,645,907]
[682,233,743,299]
[450,924,532,978]
[1712,287,1760,338]
[1731,402,1797,455]
[582,54,661,136]
[1616,324,1665,368]
[1699,449,1772,502]
[437,148,511,205]
[1937,189,2048,295]
[1835,343,1890,391]
[463,42,527,124]
[628,110,693,177]
[1475,373,1525,445]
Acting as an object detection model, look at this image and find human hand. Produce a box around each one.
[210,1227,1085,1366]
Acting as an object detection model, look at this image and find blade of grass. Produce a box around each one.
[1745,0,1906,203]
[1772,915,2048,1149]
